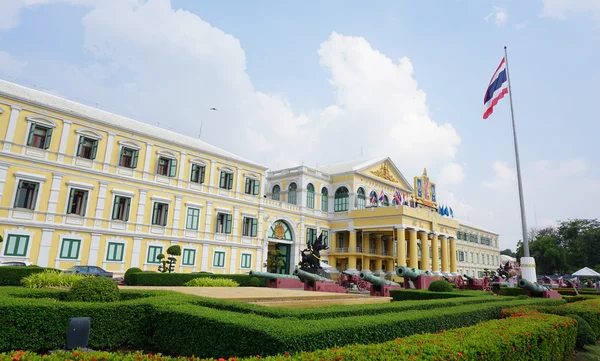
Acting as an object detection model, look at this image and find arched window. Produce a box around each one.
[334,187,349,212]
[382,195,389,207]
[306,183,315,209]
[321,187,328,211]
[357,188,366,209]
[272,185,280,201]
[288,183,297,205]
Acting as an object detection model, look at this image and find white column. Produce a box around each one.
[3,105,21,151]
[88,233,102,266]
[328,194,334,214]
[142,142,154,180]
[135,189,147,232]
[57,120,72,162]
[177,151,187,187]
[256,242,264,271]
[229,246,238,273]
[233,206,240,237]
[257,208,265,239]
[131,237,143,268]
[261,174,267,197]
[236,166,243,196]
[201,244,209,272]
[204,202,213,239]
[103,132,115,171]
[0,163,9,202]
[172,196,182,235]
[210,161,217,193]
[46,173,63,223]
[262,239,269,271]
[94,182,108,227]
[37,228,55,267]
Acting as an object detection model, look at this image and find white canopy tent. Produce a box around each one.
[572,267,600,278]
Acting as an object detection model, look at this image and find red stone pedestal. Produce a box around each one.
[267,278,305,289]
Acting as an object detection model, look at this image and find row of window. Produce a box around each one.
[271,185,403,212]
[14,179,260,236]
[456,231,496,247]
[24,120,260,194]
[457,251,499,266]
[2,234,253,268]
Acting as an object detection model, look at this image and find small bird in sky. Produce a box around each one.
[209,107,218,111]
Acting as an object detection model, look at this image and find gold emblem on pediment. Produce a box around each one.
[370,163,398,183]
[274,221,285,239]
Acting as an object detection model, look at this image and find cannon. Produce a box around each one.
[338,270,370,292]
[249,271,304,289]
[294,268,348,294]
[455,274,491,292]
[360,272,401,297]
[518,278,561,299]
[396,266,434,290]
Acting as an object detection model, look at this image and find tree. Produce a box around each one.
[157,245,182,273]
[265,250,285,273]
[500,249,516,258]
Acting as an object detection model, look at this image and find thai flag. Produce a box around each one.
[483,57,508,120]
[393,189,401,204]
[378,190,385,202]
[370,191,377,204]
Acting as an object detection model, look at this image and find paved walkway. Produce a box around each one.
[121,286,369,301]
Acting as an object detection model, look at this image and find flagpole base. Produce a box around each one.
[520,257,537,283]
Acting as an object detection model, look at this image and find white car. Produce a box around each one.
[0,261,33,266]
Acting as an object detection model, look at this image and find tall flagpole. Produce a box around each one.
[504,46,533,276]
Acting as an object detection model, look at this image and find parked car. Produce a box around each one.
[64,266,113,278]
[0,261,32,266]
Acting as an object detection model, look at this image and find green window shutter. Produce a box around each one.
[306,228,310,245]
[44,128,53,149]
[77,136,84,156]
[253,180,259,195]
[219,172,225,188]
[27,124,36,146]
[190,165,197,182]
[91,140,98,160]
[244,178,250,193]
[67,188,75,213]
[152,203,159,224]
[169,158,178,177]
[132,150,139,168]
[112,196,120,219]
[251,218,257,237]
[200,166,205,183]
[163,205,169,226]
[124,198,130,222]
[228,173,233,189]
[118,147,124,166]
[225,214,232,234]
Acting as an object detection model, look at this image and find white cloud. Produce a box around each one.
[485,6,508,27]
[438,162,465,185]
[0,51,27,77]
[0,0,461,177]
[482,161,516,189]
[541,0,600,20]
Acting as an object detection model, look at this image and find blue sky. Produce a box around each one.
[1,0,598,251]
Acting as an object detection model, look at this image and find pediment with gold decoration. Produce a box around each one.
[359,158,412,190]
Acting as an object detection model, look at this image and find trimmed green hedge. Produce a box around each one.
[190,293,500,320]
[0,287,564,358]
[126,271,265,287]
[497,286,526,296]
[557,288,600,296]
[0,266,58,286]
[0,312,577,361]
[390,289,476,301]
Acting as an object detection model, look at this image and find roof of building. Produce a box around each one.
[0,78,266,170]
[455,218,499,235]
[316,156,389,175]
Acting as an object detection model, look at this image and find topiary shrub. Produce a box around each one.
[184,277,239,287]
[568,314,597,349]
[428,280,454,292]
[124,267,142,285]
[67,277,120,302]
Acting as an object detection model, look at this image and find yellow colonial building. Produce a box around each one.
[0,79,499,277]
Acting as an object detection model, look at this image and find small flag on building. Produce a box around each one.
[483,57,509,119]
[370,191,377,205]
[379,190,385,202]
[450,207,454,218]
[394,189,401,205]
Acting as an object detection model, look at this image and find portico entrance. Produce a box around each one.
[266,220,295,275]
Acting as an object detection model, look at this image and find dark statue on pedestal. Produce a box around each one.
[299,231,330,279]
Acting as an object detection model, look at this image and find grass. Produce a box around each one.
[570,343,600,361]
